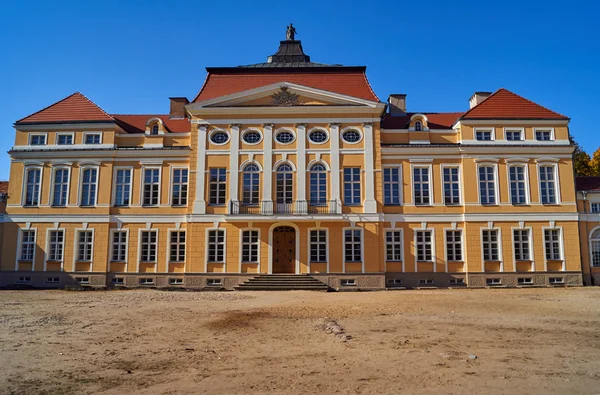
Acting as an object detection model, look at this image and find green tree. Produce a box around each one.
[570,133,595,176]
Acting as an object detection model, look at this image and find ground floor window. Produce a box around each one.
[482,229,499,261]
[445,230,463,261]
[513,229,531,261]
[170,231,186,262]
[140,230,157,262]
[241,230,259,263]
[111,231,128,262]
[344,229,362,262]
[77,231,93,261]
[544,229,562,260]
[20,230,36,261]
[415,230,433,262]
[48,230,65,261]
[591,229,600,267]
[207,229,225,263]
[385,230,402,261]
[310,230,327,262]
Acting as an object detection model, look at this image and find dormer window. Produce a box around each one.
[415,121,423,131]
[475,129,494,141]
[29,134,46,146]
[84,133,101,144]
[151,124,160,135]
[535,129,553,141]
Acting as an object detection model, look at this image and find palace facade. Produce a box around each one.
[0,34,593,289]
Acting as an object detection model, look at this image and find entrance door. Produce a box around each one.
[272,226,296,273]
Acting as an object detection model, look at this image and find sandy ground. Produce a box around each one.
[0,288,599,395]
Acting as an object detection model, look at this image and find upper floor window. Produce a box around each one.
[57,134,73,145]
[276,164,294,204]
[309,163,327,205]
[592,203,600,213]
[209,130,229,145]
[242,164,260,206]
[308,129,329,144]
[209,168,226,206]
[143,168,160,206]
[539,165,557,204]
[413,166,430,206]
[52,168,69,207]
[242,129,262,145]
[509,165,527,205]
[84,133,101,144]
[535,129,553,141]
[114,168,132,207]
[443,167,460,205]
[274,129,295,144]
[414,121,423,131]
[341,129,362,144]
[151,124,160,135]
[172,168,188,206]
[505,129,523,141]
[383,168,401,205]
[29,134,46,146]
[24,168,41,206]
[80,168,98,206]
[343,167,361,205]
[475,129,493,141]
[478,165,496,205]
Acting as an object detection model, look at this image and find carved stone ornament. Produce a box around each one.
[271,86,301,106]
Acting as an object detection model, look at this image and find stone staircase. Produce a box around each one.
[235,274,329,291]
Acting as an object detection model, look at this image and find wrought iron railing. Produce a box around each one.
[229,200,340,215]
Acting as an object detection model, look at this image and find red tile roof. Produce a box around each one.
[460,88,568,120]
[576,177,600,192]
[382,112,464,129]
[0,181,8,194]
[16,92,114,124]
[112,115,190,133]
[193,69,380,102]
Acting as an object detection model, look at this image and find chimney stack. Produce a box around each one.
[169,97,189,119]
[388,94,407,115]
[469,92,492,109]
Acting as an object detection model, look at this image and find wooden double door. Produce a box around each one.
[272,226,296,273]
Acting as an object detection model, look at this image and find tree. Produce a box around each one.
[570,133,595,177]
[590,148,600,176]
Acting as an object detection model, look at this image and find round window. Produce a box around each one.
[210,131,229,145]
[308,129,328,144]
[275,130,295,144]
[341,129,362,143]
[242,130,262,144]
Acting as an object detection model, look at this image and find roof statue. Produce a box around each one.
[286,23,296,41]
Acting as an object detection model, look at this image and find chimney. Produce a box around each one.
[169,97,189,119]
[469,92,492,109]
[388,94,406,114]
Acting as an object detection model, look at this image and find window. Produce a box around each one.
[592,203,600,213]
[443,167,460,205]
[207,278,222,286]
[169,278,183,285]
[309,164,327,205]
[242,129,262,145]
[143,168,160,206]
[84,133,101,144]
[478,165,496,205]
[383,168,401,205]
[505,129,523,141]
[77,230,93,261]
[416,230,433,262]
[535,129,553,141]
[209,130,229,145]
[414,121,422,131]
[344,229,362,262]
[446,230,463,261]
[48,230,64,261]
[310,229,327,262]
[513,229,531,261]
[29,134,46,145]
[169,231,186,262]
[385,230,403,262]
[413,166,430,206]
[539,165,557,204]
[111,231,128,262]
[343,168,361,205]
[549,277,564,284]
[140,230,157,262]
[20,230,36,261]
[111,277,125,285]
[17,276,31,284]
[544,229,562,260]
[151,124,159,135]
[509,165,527,205]
[449,278,464,285]
[80,168,98,206]
[172,168,188,206]
[208,168,226,205]
[207,230,225,263]
[57,134,73,145]
[139,278,154,285]
[52,168,69,206]
[46,277,60,283]
[341,129,362,143]
[482,229,499,261]
[486,278,501,285]
[518,277,533,285]
[276,164,293,204]
[114,169,132,206]
[419,279,434,285]
[274,129,295,144]
[341,279,356,286]
[475,129,493,141]
[387,279,403,286]
[591,229,600,267]
[308,129,328,144]
[242,164,260,205]
[24,168,41,206]
[241,230,259,263]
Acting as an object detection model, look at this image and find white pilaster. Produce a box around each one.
[363,122,377,213]
[229,125,240,209]
[329,123,341,212]
[263,124,273,206]
[296,124,307,213]
[193,124,207,214]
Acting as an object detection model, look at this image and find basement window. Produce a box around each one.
[418,279,434,285]
[111,277,124,285]
[449,278,465,285]
[341,279,356,286]
[387,279,402,286]
[549,277,564,285]
[139,278,154,285]
[486,278,501,286]
[206,278,222,286]
[76,277,90,284]
[17,276,31,284]
[518,277,533,285]
[45,277,60,284]
[169,278,183,285]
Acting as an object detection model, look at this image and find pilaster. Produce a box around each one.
[329,123,341,211]
[363,122,377,213]
[228,124,240,208]
[193,124,207,214]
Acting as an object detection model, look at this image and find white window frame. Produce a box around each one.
[477,163,499,205]
[78,166,99,207]
[591,202,600,213]
[537,163,560,204]
[542,227,564,270]
[589,227,600,268]
[45,228,66,270]
[73,228,94,271]
[512,227,534,267]
[504,127,524,141]
[340,127,363,144]
[411,164,433,206]
[414,229,435,267]
[240,229,260,268]
[441,165,462,205]
[208,167,227,206]
[306,127,330,145]
[308,228,329,272]
[168,229,186,263]
[22,165,43,207]
[112,166,133,207]
[534,128,555,141]
[28,132,47,146]
[137,229,159,269]
[141,166,161,207]
[241,128,263,145]
[343,167,361,206]
[16,228,37,271]
[384,228,404,271]
[56,132,74,145]
[342,227,364,272]
[170,167,189,207]
[383,166,402,206]
[241,162,261,205]
[507,163,530,205]
[444,229,464,269]
[474,127,495,142]
[205,228,226,269]
[83,132,102,145]
[480,227,503,271]
[50,166,71,207]
[208,129,231,146]
[109,228,129,271]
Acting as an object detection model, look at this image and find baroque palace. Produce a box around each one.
[1,31,599,289]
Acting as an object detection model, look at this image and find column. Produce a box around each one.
[228,124,240,212]
[193,124,207,214]
[363,122,377,213]
[262,124,273,214]
[296,123,307,214]
[329,123,341,213]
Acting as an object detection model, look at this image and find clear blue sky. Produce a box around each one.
[1,0,598,180]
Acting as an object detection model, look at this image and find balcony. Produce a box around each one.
[229,200,341,215]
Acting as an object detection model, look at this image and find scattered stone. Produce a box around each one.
[185,348,195,352]
[318,318,352,342]
[468,354,478,360]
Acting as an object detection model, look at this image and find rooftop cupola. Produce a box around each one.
[267,23,311,64]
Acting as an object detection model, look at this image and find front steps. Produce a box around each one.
[235,274,329,291]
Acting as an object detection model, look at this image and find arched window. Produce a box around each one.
[414,121,422,131]
[591,228,600,267]
[242,164,260,206]
[151,124,160,135]
[276,164,293,204]
[309,163,327,205]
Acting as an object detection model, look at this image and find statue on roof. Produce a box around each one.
[286,23,296,41]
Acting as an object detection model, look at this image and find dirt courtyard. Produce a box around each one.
[0,288,599,394]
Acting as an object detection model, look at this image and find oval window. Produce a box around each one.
[308,129,328,144]
[242,130,262,144]
[275,130,295,144]
[210,131,229,145]
[341,129,362,143]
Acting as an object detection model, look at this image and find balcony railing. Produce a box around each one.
[229,200,340,215]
